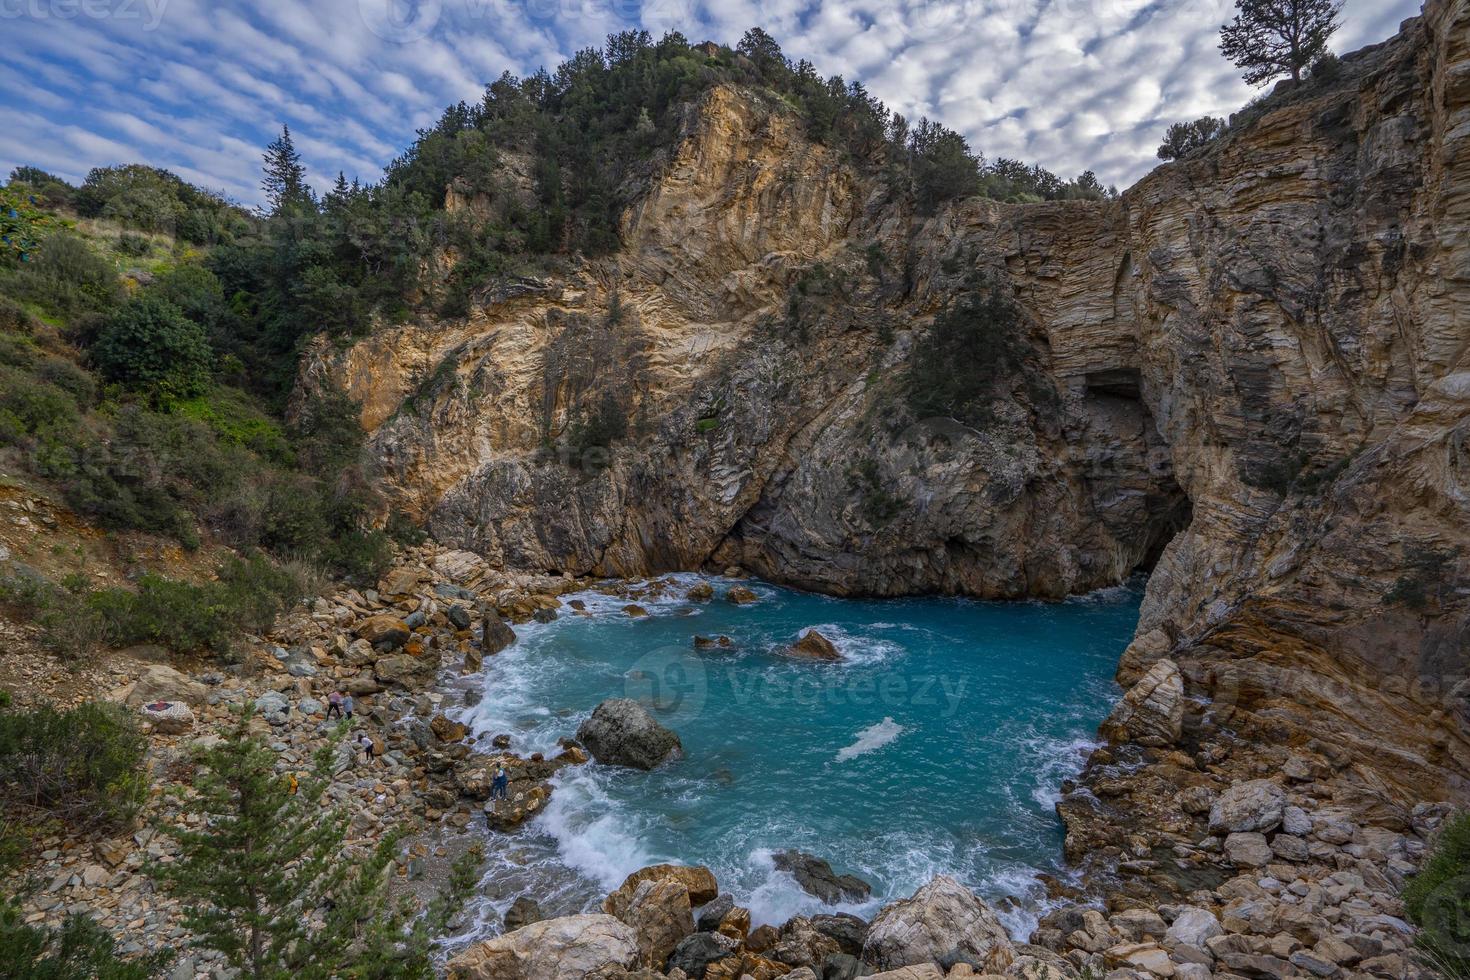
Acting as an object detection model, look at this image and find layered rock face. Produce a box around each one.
[303,2,1470,795]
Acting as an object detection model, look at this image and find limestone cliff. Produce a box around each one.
[301,1,1470,795]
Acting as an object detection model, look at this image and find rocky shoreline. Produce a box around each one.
[4,543,1451,980]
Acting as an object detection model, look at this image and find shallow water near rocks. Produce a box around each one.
[449,574,1140,944]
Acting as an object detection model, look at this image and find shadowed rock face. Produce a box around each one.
[303,1,1470,796]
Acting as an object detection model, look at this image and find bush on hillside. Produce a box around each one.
[0,906,170,980]
[90,294,213,401]
[0,701,147,831]
[1405,810,1470,977]
[2,231,121,318]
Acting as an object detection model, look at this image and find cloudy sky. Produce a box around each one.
[0,0,1420,206]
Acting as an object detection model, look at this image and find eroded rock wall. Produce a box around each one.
[302,0,1470,793]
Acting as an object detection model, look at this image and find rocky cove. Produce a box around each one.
[4,538,1451,980]
[1,0,1467,977]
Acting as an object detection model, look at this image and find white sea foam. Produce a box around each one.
[801,623,905,667]
[835,717,905,762]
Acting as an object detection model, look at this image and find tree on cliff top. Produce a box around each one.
[1219,0,1343,86]
[260,125,311,216]
[151,711,480,979]
[1157,117,1227,161]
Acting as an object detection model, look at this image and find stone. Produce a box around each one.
[787,629,843,662]
[604,864,719,917]
[1209,780,1286,834]
[862,875,1013,970]
[725,586,758,604]
[431,713,469,742]
[667,931,741,979]
[576,699,683,770]
[445,913,638,979]
[1271,834,1310,862]
[686,582,715,601]
[481,610,517,655]
[375,653,438,689]
[1100,659,1184,746]
[140,700,194,734]
[1282,805,1313,836]
[378,567,424,596]
[769,916,841,968]
[623,604,650,618]
[1163,908,1223,948]
[1224,832,1273,867]
[356,615,411,649]
[865,967,944,980]
[696,893,735,932]
[253,691,290,725]
[812,912,869,955]
[502,896,543,932]
[614,878,694,969]
[772,849,871,904]
[125,665,207,707]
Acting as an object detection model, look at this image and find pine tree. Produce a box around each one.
[1157,117,1227,160]
[1219,0,1343,86]
[150,711,480,979]
[261,125,310,215]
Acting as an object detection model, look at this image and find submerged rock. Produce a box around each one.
[772,850,871,904]
[502,896,543,932]
[577,698,683,770]
[686,581,715,601]
[862,875,1013,970]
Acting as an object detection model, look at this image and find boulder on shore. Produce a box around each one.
[1099,658,1184,746]
[614,877,694,969]
[787,629,843,662]
[125,664,207,707]
[603,864,719,917]
[481,609,517,655]
[1208,778,1286,834]
[862,875,1013,970]
[772,850,871,904]
[356,614,411,649]
[576,698,683,770]
[446,913,638,979]
[374,652,438,689]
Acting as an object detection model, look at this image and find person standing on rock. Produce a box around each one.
[357,732,375,762]
[343,693,355,720]
[491,765,509,800]
[326,691,344,720]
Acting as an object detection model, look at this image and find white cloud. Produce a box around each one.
[0,0,1425,206]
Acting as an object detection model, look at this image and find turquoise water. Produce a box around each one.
[452,575,1140,938]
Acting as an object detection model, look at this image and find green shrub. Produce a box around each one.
[90,294,213,401]
[85,554,312,654]
[0,364,82,445]
[0,700,147,831]
[2,232,121,318]
[1405,810,1470,977]
[907,274,1026,426]
[0,905,170,980]
[114,232,152,257]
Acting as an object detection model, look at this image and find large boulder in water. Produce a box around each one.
[772,850,871,904]
[787,629,843,662]
[577,698,683,770]
[446,913,638,979]
[1100,658,1184,746]
[862,875,1013,970]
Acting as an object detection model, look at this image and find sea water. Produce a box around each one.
[450,575,1140,941]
